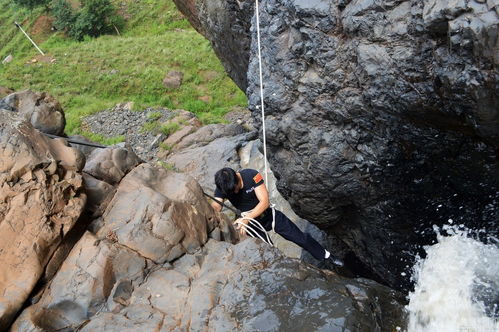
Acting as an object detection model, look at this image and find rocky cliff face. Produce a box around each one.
[1,93,409,330]
[173,0,499,289]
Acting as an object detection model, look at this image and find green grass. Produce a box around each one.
[0,0,247,141]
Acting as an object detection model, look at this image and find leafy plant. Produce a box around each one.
[147,111,163,121]
[160,122,180,136]
[158,161,179,172]
[141,120,161,133]
[52,0,122,41]
[159,142,173,151]
[51,0,75,32]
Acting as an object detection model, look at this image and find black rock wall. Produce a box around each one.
[174,0,499,290]
[246,0,498,289]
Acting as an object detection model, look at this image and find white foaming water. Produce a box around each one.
[407,225,499,332]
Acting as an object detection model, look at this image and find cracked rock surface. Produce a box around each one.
[12,237,406,332]
[0,112,86,330]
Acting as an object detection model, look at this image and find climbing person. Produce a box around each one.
[211,167,343,266]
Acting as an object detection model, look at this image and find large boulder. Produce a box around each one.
[83,144,142,185]
[174,0,499,289]
[0,112,86,329]
[95,163,235,263]
[11,232,148,332]
[13,237,407,331]
[0,90,66,135]
[164,124,332,265]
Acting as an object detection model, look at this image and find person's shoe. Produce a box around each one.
[327,255,344,267]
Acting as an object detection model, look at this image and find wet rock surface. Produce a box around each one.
[0,112,86,329]
[12,238,406,332]
[175,0,499,289]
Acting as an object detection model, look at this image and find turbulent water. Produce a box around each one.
[407,225,499,332]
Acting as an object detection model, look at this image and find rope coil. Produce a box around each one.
[234,214,274,246]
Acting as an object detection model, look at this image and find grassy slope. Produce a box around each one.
[0,0,247,142]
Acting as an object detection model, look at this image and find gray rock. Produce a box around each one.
[82,173,116,217]
[83,145,142,185]
[162,70,184,89]
[13,237,407,331]
[164,124,257,189]
[10,232,148,332]
[82,106,174,162]
[67,135,99,158]
[0,90,66,135]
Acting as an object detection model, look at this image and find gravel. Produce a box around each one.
[82,104,173,161]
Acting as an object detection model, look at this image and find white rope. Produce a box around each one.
[255,0,269,186]
[230,1,275,246]
[254,0,277,235]
[234,216,274,246]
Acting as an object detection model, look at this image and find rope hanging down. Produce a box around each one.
[255,0,269,186]
[241,0,276,245]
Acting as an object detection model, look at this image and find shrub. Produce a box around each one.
[51,0,123,41]
[51,0,76,32]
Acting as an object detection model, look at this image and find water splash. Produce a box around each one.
[407,225,499,332]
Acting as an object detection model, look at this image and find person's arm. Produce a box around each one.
[211,197,224,212]
[236,182,269,235]
[245,183,270,219]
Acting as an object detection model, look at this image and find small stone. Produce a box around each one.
[163,71,184,89]
[198,95,212,103]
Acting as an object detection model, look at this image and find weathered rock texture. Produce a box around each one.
[95,163,235,263]
[83,145,142,185]
[12,238,406,332]
[0,90,66,135]
[175,0,499,289]
[0,112,86,329]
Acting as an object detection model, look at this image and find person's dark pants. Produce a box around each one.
[248,209,326,261]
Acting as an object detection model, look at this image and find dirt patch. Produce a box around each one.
[26,55,56,64]
[200,70,219,81]
[31,15,54,36]
[198,95,212,103]
[0,87,14,98]
[68,0,81,9]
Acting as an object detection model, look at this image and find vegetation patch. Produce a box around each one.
[0,0,247,143]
